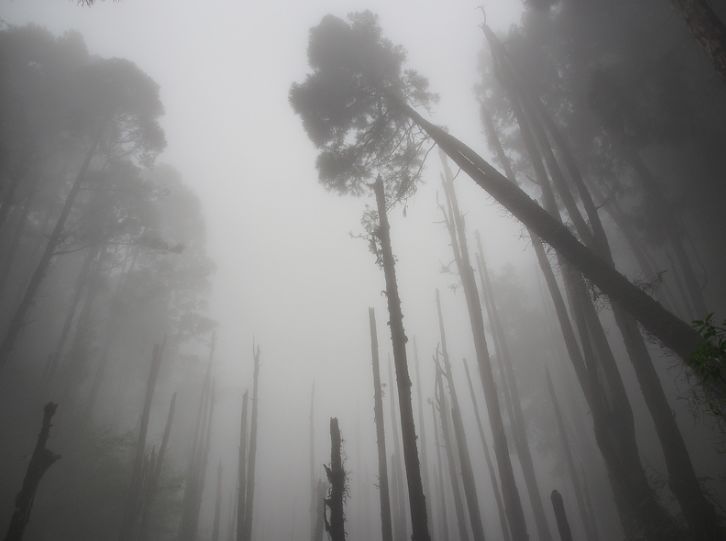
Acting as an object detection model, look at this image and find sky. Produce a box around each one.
[2,1,544,538]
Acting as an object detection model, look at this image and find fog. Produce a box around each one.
[1,1,725,540]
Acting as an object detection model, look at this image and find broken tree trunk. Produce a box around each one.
[550,491,573,541]
[4,402,61,541]
[372,176,431,541]
[324,418,346,541]
[368,308,394,541]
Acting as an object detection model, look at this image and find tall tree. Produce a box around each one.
[324,417,346,541]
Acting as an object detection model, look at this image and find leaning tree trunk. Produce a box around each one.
[368,308,394,541]
[4,402,61,541]
[372,177,431,541]
[479,100,682,540]
[324,418,346,541]
[434,290,486,541]
[391,98,704,373]
[435,158,529,540]
[0,128,104,368]
[241,343,261,541]
[671,0,726,83]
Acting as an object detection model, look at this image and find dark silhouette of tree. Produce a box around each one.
[324,418,346,541]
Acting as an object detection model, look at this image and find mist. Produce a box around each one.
[1,1,725,540]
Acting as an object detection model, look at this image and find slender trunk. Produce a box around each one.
[139,392,177,541]
[118,342,164,541]
[211,463,222,541]
[671,0,726,83]
[434,368,470,541]
[372,177,431,541]
[544,369,599,541]
[463,359,511,541]
[3,402,61,541]
[412,338,432,528]
[435,290,486,541]
[388,361,408,541]
[430,399,450,541]
[437,158,529,541]
[473,234,552,541]
[550,490,573,541]
[324,417,346,541]
[0,130,104,367]
[368,308,394,541]
[236,391,249,541]
[241,343,261,541]
[313,479,326,541]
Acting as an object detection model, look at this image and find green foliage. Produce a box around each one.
[692,313,726,382]
[290,11,436,198]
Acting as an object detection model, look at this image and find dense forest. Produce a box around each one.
[1,1,725,540]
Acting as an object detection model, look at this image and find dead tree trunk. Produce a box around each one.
[241,342,261,541]
[412,338,432,528]
[211,463,222,541]
[236,391,249,541]
[463,359,512,541]
[3,402,61,541]
[119,341,165,541]
[313,479,326,541]
[435,290,486,541]
[324,418,346,541]
[430,398,450,541]
[550,491,573,541]
[544,370,599,541]
[434,365,470,541]
[372,176,431,541]
[368,308,394,541]
[436,159,529,541]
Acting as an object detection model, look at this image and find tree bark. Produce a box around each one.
[671,0,726,83]
[372,177,431,541]
[3,402,61,541]
[368,308,394,541]
[324,417,346,541]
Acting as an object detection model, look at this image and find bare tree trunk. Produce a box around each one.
[434,290,486,541]
[324,418,346,541]
[119,342,165,541]
[372,176,431,541]
[430,398,450,541]
[313,479,326,541]
[237,391,248,541]
[212,463,222,541]
[412,338,432,528]
[387,361,408,541]
[463,359,512,541]
[3,402,61,541]
[550,491,573,541]
[0,129,104,367]
[436,158,529,541]
[241,343,261,541]
[544,369,599,541]
[434,368,470,541]
[368,308,394,541]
